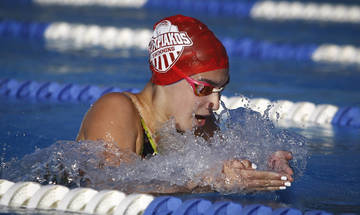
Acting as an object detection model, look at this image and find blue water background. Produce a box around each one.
[0,2,360,214]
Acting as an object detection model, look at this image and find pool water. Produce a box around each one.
[1,1,360,214]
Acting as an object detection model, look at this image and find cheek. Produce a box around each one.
[169,93,198,130]
[172,96,196,115]
[169,86,197,113]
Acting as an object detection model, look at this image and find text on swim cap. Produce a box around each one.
[149,20,193,73]
[148,32,192,53]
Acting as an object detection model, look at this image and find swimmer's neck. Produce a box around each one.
[132,82,170,133]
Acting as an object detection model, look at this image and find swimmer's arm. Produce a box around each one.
[187,159,293,193]
[115,159,293,194]
[76,93,142,156]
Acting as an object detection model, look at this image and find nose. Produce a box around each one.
[208,93,220,111]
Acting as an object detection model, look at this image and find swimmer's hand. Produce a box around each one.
[268,151,294,181]
[215,159,292,192]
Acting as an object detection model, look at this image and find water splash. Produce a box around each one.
[1,104,308,194]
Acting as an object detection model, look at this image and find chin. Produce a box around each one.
[175,121,194,133]
[174,123,188,133]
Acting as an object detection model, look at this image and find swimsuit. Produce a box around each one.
[140,118,158,157]
[123,92,157,157]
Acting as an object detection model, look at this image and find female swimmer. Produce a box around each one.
[76,15,294,193]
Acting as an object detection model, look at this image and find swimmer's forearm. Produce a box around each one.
[115,180,202,195]
[185,179,214,193]
[145,181,213,194]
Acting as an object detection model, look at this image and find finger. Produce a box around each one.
[223,160,244,175]
[275,172,294,182]
[226,159,256,170]
[273,150,293,160]
[282,173,294,182]
[240,160,256,169]
[273,160,294,177]
[231,159,247,169]
[277,172,294,182]
[246,179,291,188]
[279,150,293,160]
[282,165,294,176]
[241,169,287,180]
[284,151,293,160]
[247,186,287,192]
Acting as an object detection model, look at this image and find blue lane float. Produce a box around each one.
[145,0,255,18]
[331,106,360,127]
[304,211,333,215]
[145,0,253,18]
[0,78,140,104]
[172,199,212,215]
[204,201,243,215]
[272,207,302,215]
[221,37,317,61]
[143,196,183,215]
[0,20,49,39]
[1,20,360,64]
[241,204,272,215]
[1,78,360,128]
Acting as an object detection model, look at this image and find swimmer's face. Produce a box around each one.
[165,69,229,131]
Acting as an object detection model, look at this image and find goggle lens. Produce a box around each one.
[173,68,224,97]
[186,77,223,96]
[194,83,215,96]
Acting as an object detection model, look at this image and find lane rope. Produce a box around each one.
[249,1,360,23]
[0,179,335,214]
[1,20,360,64]
[3,0,360,24]
[1,78,359,128]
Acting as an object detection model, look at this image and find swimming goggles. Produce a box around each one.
[173,68,224,97]
[183,75,224,97]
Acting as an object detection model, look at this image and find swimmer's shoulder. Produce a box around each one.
[94,92,138,115]
[88,92,142,130]
[77,92,143,153]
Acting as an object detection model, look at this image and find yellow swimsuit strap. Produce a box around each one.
[123,92,158,155]
[140,117,158,155]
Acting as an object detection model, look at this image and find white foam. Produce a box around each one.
[2,104,308,195]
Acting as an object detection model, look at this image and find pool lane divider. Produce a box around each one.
[0,179,333,215]
[1,78,359,128]
[1,20,360,65]
[3,0,360,24]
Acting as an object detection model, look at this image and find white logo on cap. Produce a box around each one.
[148,20,193,73]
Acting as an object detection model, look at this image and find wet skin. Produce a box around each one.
[76,69,293,192]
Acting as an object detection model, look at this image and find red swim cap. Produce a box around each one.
[149,15,229,85]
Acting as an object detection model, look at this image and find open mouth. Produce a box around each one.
[194,114,209,127]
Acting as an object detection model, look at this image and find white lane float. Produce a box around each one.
[27,0,360,24]
[250,1,360,23]
[43,22,360,64]
[27,185,70,209]
[0,179,154,215]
